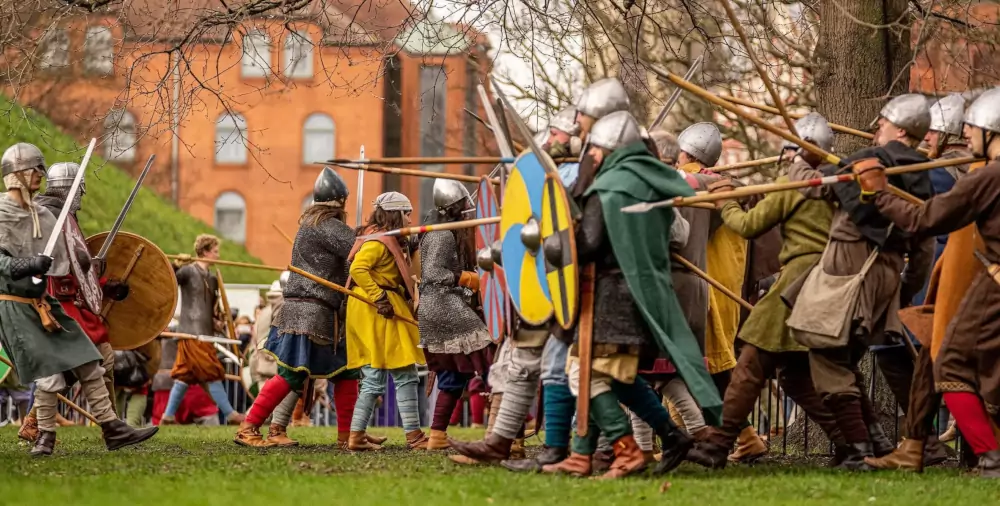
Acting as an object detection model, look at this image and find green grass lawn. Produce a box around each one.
[1,427,999,505]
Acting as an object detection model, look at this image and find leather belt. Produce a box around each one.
[0,294,62,332]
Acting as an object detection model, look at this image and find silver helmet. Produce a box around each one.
[963,86,1000,135]
[877,93,932,139]
[929,94,966,137]
[549,107,580,136]
[678,122,723,166]
[783,112,834,152]
[1,142,45,178]
[588,111,643,151]
[47,162,85,193]
[576,78,630,120]
[432,179,472,209]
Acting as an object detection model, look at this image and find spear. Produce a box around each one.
[272,223,294,244]
[321,155,678,166]
[672,253,754,311]
[328,162,500,185]
[645,64,924,205]
[363,217,502,239]
[465,108,526,152]
[0,355,99,425]
[622,156,982,212]
[160,332,243,345]
[713,155,781,173]
[719,94,875,140]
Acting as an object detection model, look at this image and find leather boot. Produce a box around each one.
[501,446,568,473]
[728,426,767,463]
[684,429,730,470]
[448,433,513,463]
[867,421,895,457]
[596,435,647,479]
[266,424,298,447]
[234,422,275,447]
[426,429,450,450]
[102,419,159,451]
[18,412,39,442]
[837,441,875,471]
[367,434,388,445]
[979,449,1000,478]
[348,431,382,451]
[406,429,429,449]
[592,448,615,473]
[864,438,923,471]
[541,452,592,477]
[654,423,696,474]
[510,438,526,460]
[923,435,951,467]
[226,412,246,426]
[829,444,850,468]
[30,431,56,457]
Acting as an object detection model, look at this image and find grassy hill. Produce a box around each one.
[0,96,273,284]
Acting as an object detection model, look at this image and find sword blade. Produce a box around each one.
[42,138,96,258]
[489,78,559,176]
[96,154,155,261]
[650,55,703,130]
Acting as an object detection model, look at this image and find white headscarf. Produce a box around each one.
[373,191,412,212]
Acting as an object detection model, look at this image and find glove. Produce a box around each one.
[9,255,53,280]
[707,178,736,209]
[374,293,395,319]
[852,157,887,201]
[458,271,480,292]
[102,280,130,301]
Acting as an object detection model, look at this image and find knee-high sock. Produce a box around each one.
[206,381,235,418]
[246,375,292,427]
[661,377,705,432]
[163,381,190,418]
[351,393,379,432]
[828,394,869,444]
[271,391,300,427]
[543,383,574,448]
[470,391,487,425]
[333,378,358,434]
[494,378,537,440]
[630,411,655,452]
[944,392,999,455]
[33,389,59,432]
[590,391,631,442]
[615,377,672,429]
[393,368,421,432]
[450,395,464,426]
[433,389,464,431]
[125,393,147,427]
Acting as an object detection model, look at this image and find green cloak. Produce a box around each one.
[584,141,722,425]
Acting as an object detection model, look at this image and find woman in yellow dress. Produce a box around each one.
[345,191,427,450]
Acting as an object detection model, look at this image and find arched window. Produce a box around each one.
[283,30,313,78]
[84,26,113,75]
[215,191,247,243]
[302,195,314,213]
[241,31,271,77]
[104,109,136,162]
[39,28,69,70]
[215,113,247,164]
[302,113,335,164]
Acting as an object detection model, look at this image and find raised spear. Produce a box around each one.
[328,162,500,185]
[719,94,875,140]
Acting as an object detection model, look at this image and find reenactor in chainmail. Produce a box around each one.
[419,179,495,450]
[235,167,363,449]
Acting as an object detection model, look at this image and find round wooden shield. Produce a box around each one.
[86,232,178,351]
[0,346,12,384]
[499,151,552,325]
[476,176,507,342]
[541,174,578,329]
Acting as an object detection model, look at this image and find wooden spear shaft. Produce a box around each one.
[333,163,501,185]
[322,156,678,166]
[720,0,798,136]
[671,253,754,312]
[720,94,875,140]
[713,155,781,173]
[272,223,294,245]
[0,355,99,424]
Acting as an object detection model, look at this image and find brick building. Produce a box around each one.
[14,0,494,265]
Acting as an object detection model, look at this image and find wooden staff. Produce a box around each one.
[624,156,981,212]
[464,108,527,152]
[287,265,419,327]
[575,264,596,437]
[720,94,875,140]
[720,0,798,136]
[322,155,679,166]
[0,355,99,425]
[333,163,502,185]
[215,269,242,362]
[713,156,781,173]
[168,256,284,272]
[671,253,754,312]
[647,65,923,205]
[366,216,502,238]
[272,223,294,245]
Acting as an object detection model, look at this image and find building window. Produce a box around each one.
[241,31,271,78]
[283,31,313,78]
[302,113,335,164]
[215,113,248,164]
[419,65,447,216]
[104,109,136,162]
[214,191,247,243]
[39,28,69,70]
[83,26,113,76]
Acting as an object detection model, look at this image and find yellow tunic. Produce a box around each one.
[680,162,746,374]
[346,241,424,370]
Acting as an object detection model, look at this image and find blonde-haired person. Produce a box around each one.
[161,234,245,425]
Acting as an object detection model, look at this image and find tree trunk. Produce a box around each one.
[815,0,913,154]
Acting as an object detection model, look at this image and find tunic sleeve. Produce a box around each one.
[350,241,387,301]
[669,209,690,251]
[719,190,791,239]
[576,194,607,264]
[874,166,1000,239]
[788,160,831,200]
[0,250,12,276]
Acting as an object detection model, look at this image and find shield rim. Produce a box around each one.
[476,176,506,342]
[541,174,579,329]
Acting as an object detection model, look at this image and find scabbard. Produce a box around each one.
[575,263,596,437]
